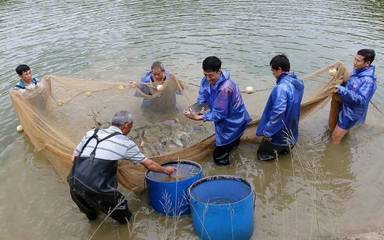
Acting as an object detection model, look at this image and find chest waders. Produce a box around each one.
[68,128,121,194]
[68,129,132,223]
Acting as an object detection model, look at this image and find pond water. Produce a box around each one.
[1,0,384,239]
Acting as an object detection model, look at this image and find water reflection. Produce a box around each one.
[318,143,354,199]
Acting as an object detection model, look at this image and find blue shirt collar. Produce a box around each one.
[209,71,228,89]
[276,72,289,84]
[353,65,374,76]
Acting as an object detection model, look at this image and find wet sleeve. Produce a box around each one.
[262,87,288,137]
[124,142,146,164]
[203,88,230,122]
[338,78,376,106]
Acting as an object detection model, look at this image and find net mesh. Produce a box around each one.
[10,62,348,192]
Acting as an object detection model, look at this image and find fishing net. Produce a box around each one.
[10,62,348,192]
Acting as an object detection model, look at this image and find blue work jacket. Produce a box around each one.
[197,71,251,146]
[337,65,377,129]
[256,73,304,146]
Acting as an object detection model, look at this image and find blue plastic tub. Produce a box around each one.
[145,160,203,216]
[188,175,255,240]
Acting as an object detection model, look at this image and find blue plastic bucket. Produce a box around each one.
[188,175,255,240]
[145,160,203,216]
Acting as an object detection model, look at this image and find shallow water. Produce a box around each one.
[1,0,384,239]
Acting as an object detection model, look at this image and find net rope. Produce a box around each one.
[10,62,348,192]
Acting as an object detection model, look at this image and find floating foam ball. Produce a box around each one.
[118,85,125,90]
[85,91,92,96]
[16,125,23,133]
[329,68,337,76]
[156,84,164,91]
[245,86,254,94]
[58,100,64,106]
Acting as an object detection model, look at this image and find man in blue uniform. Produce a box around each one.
[184,56,251,165]
[331,49,377,144]
[256,54,304,161]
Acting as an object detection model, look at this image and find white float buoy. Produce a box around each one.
[118,85,125,90]
[329,68,337,76]
[156,84,164,91]
[245,86,254,94]
[85,91,92,96]
[16,125,23,133]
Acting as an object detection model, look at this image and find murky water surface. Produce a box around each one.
[1,0,384,239]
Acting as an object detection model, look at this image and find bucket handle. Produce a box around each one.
[253,191,256,212]
[143,177,147,190]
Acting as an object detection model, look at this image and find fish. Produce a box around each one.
[161,119,178,127]
[170,139,184,148]
[177,132,190,147]
[130,116,214,157]
[192,125,205,131]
